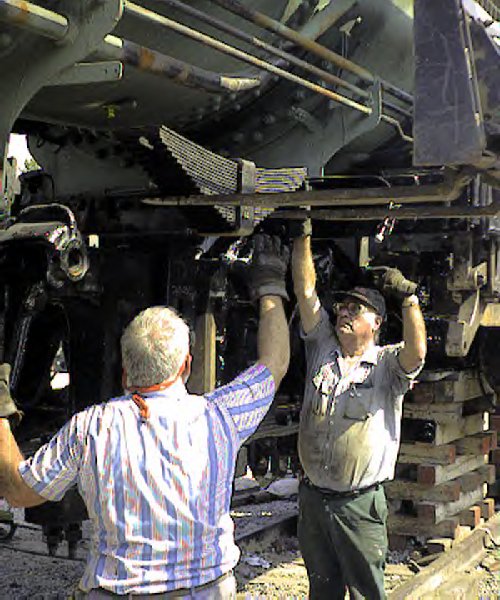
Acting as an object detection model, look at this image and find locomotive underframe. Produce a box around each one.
[0,0,499,556]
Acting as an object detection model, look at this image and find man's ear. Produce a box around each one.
[373,315,382,332]
[182,354,192,383]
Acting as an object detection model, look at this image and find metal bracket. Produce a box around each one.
[447,236,488,292]
[0,204,89,286]
[0,0,124,210]
[47,60,123,86]
[446,290,485,356]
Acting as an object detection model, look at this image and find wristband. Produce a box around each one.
[402,295,419,308]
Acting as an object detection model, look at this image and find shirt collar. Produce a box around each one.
[332,341,380,365]
[126,378,188,400]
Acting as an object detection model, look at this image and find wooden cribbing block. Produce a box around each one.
[491,414,500,432]
[433,413,485,445]
[417,454,486,485]
[426,537,453,554]
[481,498,495,520]
[388,533,410,552]
[387,465,495,503]
[413,372,482,404]
[491,448,500,465]
[455,431,496,455]
[387,514,460,538]
[459,465,496,491]
[385,478,461,502]
[417,486,485,524]
[403,402,463,424]
[459,505,482,528]
[398,442,455,465]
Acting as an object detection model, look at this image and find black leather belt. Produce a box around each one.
[303,477,381,498]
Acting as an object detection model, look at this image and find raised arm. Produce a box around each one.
[0,419,46,507]
[247,234,291,387]
[377,268,427,373]
[257,295,290,387]
[0,365,46,507]
[398,295,427,373]
[291,225,321,334]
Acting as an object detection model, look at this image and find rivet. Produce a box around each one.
[262,114,276,126]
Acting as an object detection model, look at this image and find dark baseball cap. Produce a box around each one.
[333,286,386,319]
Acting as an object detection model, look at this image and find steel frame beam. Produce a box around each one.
[142,172,471,208]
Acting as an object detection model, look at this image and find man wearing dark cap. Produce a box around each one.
[291,221,427,600]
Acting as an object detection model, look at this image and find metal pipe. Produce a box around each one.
[0,0,68,40]
[298,0,357,41]
[0,2,260,94]
[210,0,413,105]
[380,114,413,143]
[123,1,373,115]
[155,0,371,100]
[107,39,260,93]
[0,0,411,135]
[382,99,412,119]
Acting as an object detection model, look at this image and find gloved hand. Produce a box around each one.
[372,267,418,298]
[0,364,23,427]
[288,212,312,239]
[248,234,290,301]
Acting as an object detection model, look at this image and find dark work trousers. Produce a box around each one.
[298,480,388,600]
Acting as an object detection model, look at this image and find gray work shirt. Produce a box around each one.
[299,308,422,492]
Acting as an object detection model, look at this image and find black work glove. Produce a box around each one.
[288,212,312,239]
[0,364,23,427]
[247,234,290,301]
[372,267,418,298]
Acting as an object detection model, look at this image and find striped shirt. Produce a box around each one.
[19,364,274,594]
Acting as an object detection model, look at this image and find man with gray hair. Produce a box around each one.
[291,219,426,600]
[0,235,290,598]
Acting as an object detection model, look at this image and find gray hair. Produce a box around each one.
[121,306,190,388]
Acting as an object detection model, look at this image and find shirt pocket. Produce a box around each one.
[343,385,374,421]
[311,362,337,417]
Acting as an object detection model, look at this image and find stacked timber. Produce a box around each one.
[387,370,497,547]
[489,413,500,497]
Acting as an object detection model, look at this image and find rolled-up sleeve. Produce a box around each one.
[381,343,424,397]
[301,308,338,368]
[18,413,83,502]
[205,364,275,444]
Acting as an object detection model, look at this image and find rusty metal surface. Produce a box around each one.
[0,0,68,40]
[273,201,500,221]
[210,0,413,105]
[155,0,370,102]
[123,1,374,115]
[142,172,471,208]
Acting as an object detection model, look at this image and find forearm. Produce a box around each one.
[0,419,24,500]
[292,237,316,297]
[292,237,321,333]
[399,295,427,372]
[258,295,290,387]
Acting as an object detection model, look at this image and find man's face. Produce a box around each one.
[333,299,381,344]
